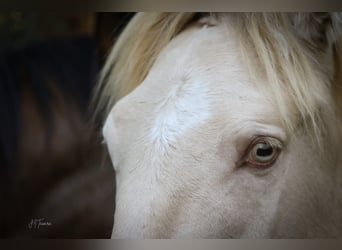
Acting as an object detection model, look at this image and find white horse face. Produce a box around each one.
[103,20,336,238]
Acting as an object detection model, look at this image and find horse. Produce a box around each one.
[95,13,342,238]
[0,35,115,238]
[0,13,136,238]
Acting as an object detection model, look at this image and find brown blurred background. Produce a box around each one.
[0,12,135,238]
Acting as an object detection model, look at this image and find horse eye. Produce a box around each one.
[245,138,282,168]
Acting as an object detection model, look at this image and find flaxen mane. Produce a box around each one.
[95,13,342,143]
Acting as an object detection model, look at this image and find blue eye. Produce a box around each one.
[246,137,282,168]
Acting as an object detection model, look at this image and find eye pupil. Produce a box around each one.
[251,141,277,163]
[256,145,273,157]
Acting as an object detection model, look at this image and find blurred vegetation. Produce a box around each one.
[0,12,94,53]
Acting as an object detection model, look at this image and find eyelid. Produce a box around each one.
[226,122,287,152]
[248,136,283,150]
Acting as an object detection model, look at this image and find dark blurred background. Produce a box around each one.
[0,12,135,238]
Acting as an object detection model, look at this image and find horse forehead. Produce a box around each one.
[149,24,246,81]
[111,24,277,129]
[133,25,271,116]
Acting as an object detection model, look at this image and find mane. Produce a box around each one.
[96,13,342,144]
[94,13,199,115]
[233,13,342,143]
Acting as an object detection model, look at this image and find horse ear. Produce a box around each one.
[290,13,342,50]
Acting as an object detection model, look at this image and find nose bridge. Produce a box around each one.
[111,98,194,238]
[113,170,186,238]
